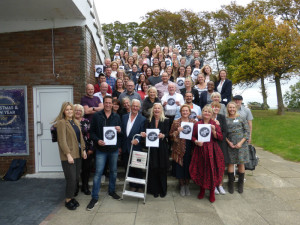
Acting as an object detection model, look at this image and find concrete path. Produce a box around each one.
[41,147,300,225]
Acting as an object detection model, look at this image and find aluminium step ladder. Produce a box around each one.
[122,134,150,204]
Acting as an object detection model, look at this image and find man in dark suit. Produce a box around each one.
[121,99,146,192]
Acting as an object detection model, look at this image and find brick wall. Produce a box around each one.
[0,26,101,174]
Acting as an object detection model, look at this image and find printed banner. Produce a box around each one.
[0,86,29,155]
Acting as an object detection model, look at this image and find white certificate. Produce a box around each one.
[180,122,193,140]
[175,44,182,52]
[103,126,117,145]
[95,65,103,77]
[165,58,172,66]
[165,96,177,111]
[176,77,185,89]
[128,38,133,47]
[192,68,200,81]
[198,124,211,142]
[146,129,159,147]
[114,44,120,52]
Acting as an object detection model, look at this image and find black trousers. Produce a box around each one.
[147,168,167,195]
[81,154,93,189]
[61,158,81,199]
[122,152,144,189]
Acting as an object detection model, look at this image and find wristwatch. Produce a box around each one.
[92,107,95,111]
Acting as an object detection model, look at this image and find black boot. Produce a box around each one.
[238,173,245,193]
[228,172,234,194]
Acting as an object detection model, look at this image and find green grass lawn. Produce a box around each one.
[252,110,300,162]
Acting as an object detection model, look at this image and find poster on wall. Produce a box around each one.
[0,86,29,155]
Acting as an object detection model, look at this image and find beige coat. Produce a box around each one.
[56,119,85,161]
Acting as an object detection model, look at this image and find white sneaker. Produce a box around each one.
[180,185,186,196]
[218,186,226,195]
[214,187,220,195]
[185,185,191,196]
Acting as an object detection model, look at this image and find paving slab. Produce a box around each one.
[91,212,136,225]
[213,199,269,225]
[177,212,224,225]
[99,193,138,213]
[258,211,300,225]
[270,187,300,201]
[254,174,295,188]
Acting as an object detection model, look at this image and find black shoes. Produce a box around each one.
[65,200,77,210]
[108,192,121,200]
[86,198,98,211]
[81,187,91,195]
[71,198,80,207]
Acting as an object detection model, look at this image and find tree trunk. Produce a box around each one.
[274,75,285,115]
[260,77,268,110]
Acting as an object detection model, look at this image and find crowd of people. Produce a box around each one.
[53,44,254,211]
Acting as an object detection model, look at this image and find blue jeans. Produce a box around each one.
[92,149,118,200]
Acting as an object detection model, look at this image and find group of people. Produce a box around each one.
[53,43,254,211]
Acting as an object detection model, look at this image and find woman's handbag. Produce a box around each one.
[50,125,57,142]
[245,144,259,170]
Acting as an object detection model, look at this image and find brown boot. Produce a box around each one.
[238,173,245,193]
[228,172,234,194]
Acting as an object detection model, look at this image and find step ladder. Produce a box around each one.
[122,134,150,204]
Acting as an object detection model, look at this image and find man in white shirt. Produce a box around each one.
[174,92,202,120]
[121,99,146,192]
[94,82,111,103]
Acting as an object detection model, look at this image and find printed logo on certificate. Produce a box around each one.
[114,44,120,52]
[189,110,197,120]
[119,66,124,70]
[146,129,159,147]
[165,58,172,66]
[95,65,103,77]
[103,126,117,145]
[197,124,211,142]
[180,122,193,140]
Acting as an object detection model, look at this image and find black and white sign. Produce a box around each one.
[175,44,182,52]
[177,77,185,89]
[165,58,172,66]
[103,126,117,145]
[119,66,124,70]
[179,122,193,140]
[189,111,197,120]
[146,129,159,147]
[192,68,200,82]
[197,124,211,142]
[114,44,120,53]
[128,38,133,47]
[167,98,176,106]
[95,65,103,77]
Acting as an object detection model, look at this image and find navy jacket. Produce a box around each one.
[90,110,121,152]
[121,113,146,154]
[215,79,232,105]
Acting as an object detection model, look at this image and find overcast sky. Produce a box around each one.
[94,0,253,24]
[94,0,299,108]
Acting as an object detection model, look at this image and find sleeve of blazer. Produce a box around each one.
[222,79,232,102]
[57,120,71,155]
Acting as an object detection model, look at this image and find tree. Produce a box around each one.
[102,21,142,56]
[218,15,300,115]
[284,81,300,108]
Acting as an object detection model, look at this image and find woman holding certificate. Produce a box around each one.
[141,103,169,198]
[170,104,196,196]
[189,105,225,203]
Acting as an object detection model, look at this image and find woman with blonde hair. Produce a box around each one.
[226,101,250,194]
[189,105,224,203]
[211,92,226,115]
[201,64,216,83]
[141,103,169,198]
[142,86,161,118]
[74,104,93,195]
[54,102,87,210]
[110,61,119,78]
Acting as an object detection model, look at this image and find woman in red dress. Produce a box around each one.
[189,105,225,203]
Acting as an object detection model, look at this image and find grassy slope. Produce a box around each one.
[252,110,300,162]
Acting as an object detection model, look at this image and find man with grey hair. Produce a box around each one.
[94,82,111,103]
[118,80,142,106]
[121,99,146,192]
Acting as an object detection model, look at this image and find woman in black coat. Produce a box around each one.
[141,103,169,198]
[214,70,232,106]
[142,86,161,119]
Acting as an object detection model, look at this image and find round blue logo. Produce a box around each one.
[167,98,175,106]
[182,125,192,134]
[177,80,184,86]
